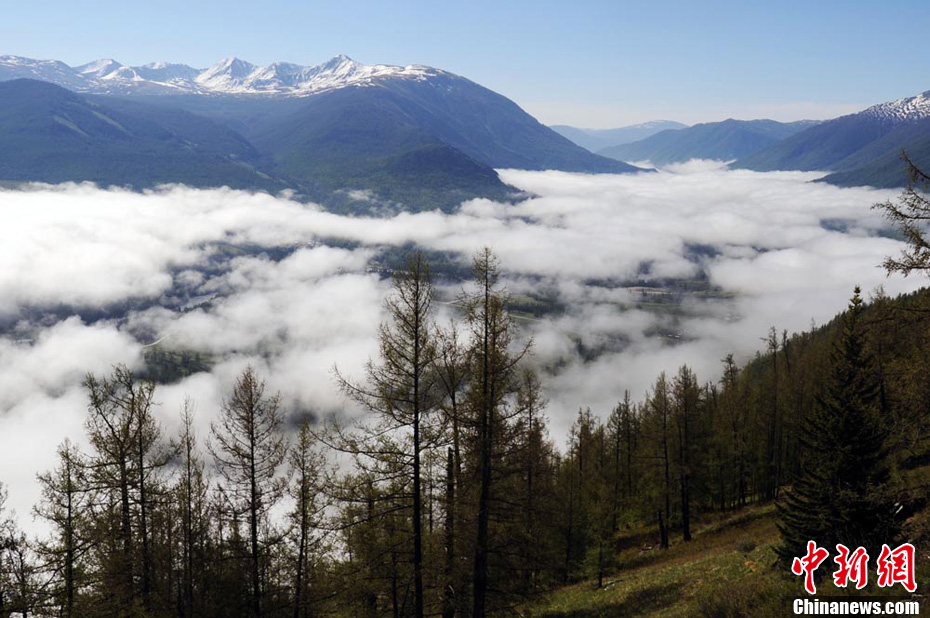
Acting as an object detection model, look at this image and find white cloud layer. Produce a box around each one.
[0,168,923,528]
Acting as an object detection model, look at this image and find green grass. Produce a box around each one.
[531,501,929,617]
[530,505,786,618]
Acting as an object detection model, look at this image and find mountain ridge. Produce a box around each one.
[732,89,930,186]
[0,78,290,192]
[597,119,819,166]
[551,121,688,152]
[0,54,442,97]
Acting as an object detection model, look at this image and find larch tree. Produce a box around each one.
[672,365,700,543]
[175,401,210,618]
[84,364,160,615]
[289,420,327,618]
[874,153,930,277]
[0,483,15,616]
[34,440,91,618]
[210,366,288,618]
[464,248,528,618]
[336,251,441,618]
[643,373,673,549]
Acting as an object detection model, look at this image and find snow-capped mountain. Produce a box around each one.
[75,58,123,79]
[0,51,640,206]
[134,62,201,84]
[194,57,258,91]
[0,54,439,96]
[732,87,930,187]
[0,55,87,89]
[860,90,930,123]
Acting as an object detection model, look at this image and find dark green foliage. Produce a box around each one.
[777,288,896,561]
[139,346,212,383]
[8,251,930,617]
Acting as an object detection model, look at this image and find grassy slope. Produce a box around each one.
[531,502,927,617]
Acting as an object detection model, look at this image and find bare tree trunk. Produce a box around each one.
[250,442,261,618]
[472,259,493,618]
[443,448,456,618]
[139,427,152,611]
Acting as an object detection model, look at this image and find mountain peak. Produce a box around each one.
[860,89,930,123]
[0,53,443,97]
[194,57,259,90]
[76,58,123,77]
[315,54,361,73]
[219,56,255,73]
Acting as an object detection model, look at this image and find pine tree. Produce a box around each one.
[777,287,896,561]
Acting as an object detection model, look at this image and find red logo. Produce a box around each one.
[876,543,916,593]
[792,540,830,595]
[792,541,918,594]
[833,544,869,590]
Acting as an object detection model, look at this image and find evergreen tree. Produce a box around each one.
[777,287,896,562]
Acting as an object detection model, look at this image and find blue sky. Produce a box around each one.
[3,0,929,127]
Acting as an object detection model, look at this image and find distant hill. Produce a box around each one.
[1,54,642,210]
[116,66,641,177]
[816,130,930,188]
[0,79,287,191]
[733,90,930,187]
[244,86,513,209]
[551,121,687,152]
[598,119,819,166]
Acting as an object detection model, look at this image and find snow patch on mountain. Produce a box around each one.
[0,54,442,97]
[75,58,122,78]
[860,90,930,122]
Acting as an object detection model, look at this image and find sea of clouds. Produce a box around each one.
[0,163,923,526]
